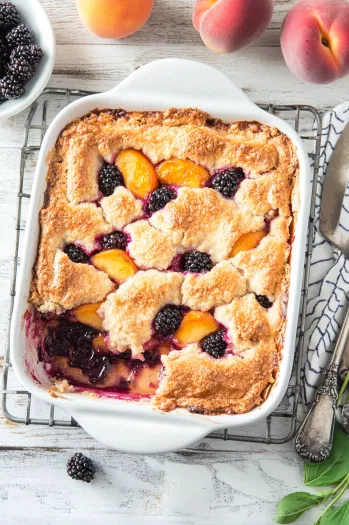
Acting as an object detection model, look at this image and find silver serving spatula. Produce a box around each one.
[294,122,349,462]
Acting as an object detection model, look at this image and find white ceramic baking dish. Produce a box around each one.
[10,59,310,454]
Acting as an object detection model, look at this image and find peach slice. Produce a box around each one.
[159,344,171,355]
[116,149,158,198]
[73,302,103,331]
[93,335,108,352]
[229,231,266,258]
[175,311,219,346]
[91,249,138,284]
[156,159,210,188]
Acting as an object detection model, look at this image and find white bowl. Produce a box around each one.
[0,0,55,121]
[11,59,311,454]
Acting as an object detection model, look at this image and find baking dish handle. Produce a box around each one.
[70,407,214,454]
[110,58,251,106]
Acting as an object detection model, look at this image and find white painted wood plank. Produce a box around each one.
[0,41,345,150]
[0,446,319,525]
[41,0,296,47]
[51,43,349,107]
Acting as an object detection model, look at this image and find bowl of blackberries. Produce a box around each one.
[0,0,55,120]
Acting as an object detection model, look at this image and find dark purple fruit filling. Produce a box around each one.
[255,295,273,309]
[45,328,70,357]
[70,342,110,384]
[154,305,183,336]
[65,322,98,344]
[41,317,164,389]
[201,330,227,359]
[147,186,176,213]
[210,167,245,198]
[70,341,97,369]
[143,349,162,364]
[182,251,213,273]
[44,320,98,358]
[87,356,111,384]
[99,231,128,251]
[98,163,124,196]
[65,244,89,264]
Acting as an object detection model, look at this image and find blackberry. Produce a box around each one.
[65,322,97,345]
[147,187,176,213]
[0,36,10,61]
[211,167,245,198]
[11,44,43,65]
[67,453,95,483]
[98,163,124,196]
[154,305,182,336]
[65,244,89,264]
[0,3,20,31]
[8,57,34,81]
[6,24,33,48]
[201,330,227,359]
[255,295,273,309]
[0,74,24,99]
[182,251,213,273]
[100,231,127,251]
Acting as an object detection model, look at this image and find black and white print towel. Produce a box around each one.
[302,102,349,406]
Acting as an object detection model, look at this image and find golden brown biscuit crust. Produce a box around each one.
[154,342,277,414]
[30,107,299,415]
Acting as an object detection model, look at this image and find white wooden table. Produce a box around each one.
[0,1,347,523]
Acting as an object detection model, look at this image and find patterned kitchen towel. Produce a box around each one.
[302,101,349,406]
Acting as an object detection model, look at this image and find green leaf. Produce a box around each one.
[275,492,327,524]
[305,424,349,487]
[320,500,349,524]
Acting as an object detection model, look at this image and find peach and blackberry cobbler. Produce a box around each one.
[28,107,299,415]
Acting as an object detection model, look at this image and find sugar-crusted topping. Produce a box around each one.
[125,220,177,270]
[215,294,271,354]
[153,341,277,414]
[182,260,246,311]
[150,188,265,263]
[99,270,183,356]
[65,137,102,204]
[48,250,115,312]
[100,186,143,230]
[231,217,290,297]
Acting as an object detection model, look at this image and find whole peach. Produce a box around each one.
[193,0,274,53]
[281,0,349,84]
[76,0,154,40]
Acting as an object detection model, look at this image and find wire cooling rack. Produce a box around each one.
[1,89,322,444]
